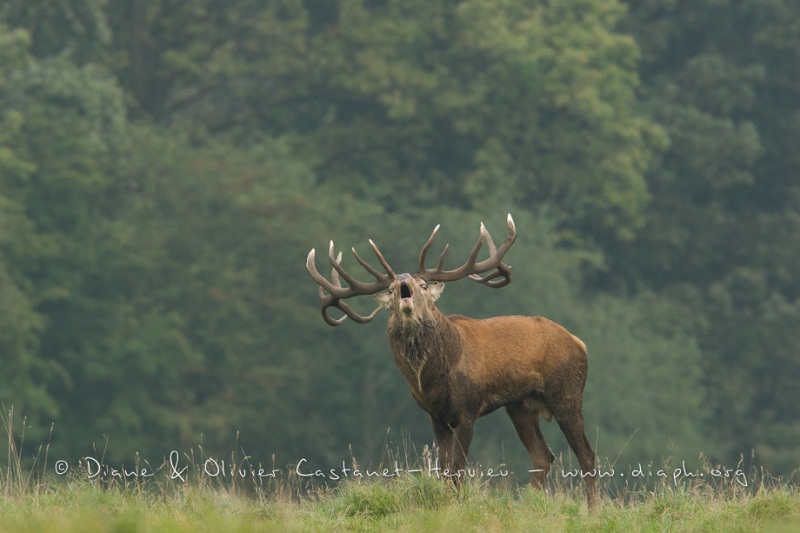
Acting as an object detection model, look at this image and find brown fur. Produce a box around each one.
[376,275,596,509]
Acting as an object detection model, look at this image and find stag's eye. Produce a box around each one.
[420,283,428,290]
[387,288,394,294]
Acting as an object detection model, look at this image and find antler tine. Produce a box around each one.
[307,249,350,325]
[417,224,441,273]
[319,293,348,326]
[436,243,449,271]
[306,247,345,297]
[468,264,512,288]
[306,237,396,326]
[331,250,344,287]
[480,223,497,255]
[316,283,384,326]
[326,299,383,325]
[471,213,516,273]
[418,223,484,278]
[368,239,397,279]
[418,214,516,286]
[351,248,380,278]
[328,241,371,292]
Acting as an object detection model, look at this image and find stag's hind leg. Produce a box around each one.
[551,402,597,510]
[506,402,555,488]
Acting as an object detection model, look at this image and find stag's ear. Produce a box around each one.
[374,290,393,309]
[427,281,445,302]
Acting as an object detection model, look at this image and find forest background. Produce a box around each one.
[1,0,798,483]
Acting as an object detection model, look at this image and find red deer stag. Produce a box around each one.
[306,214,596,509]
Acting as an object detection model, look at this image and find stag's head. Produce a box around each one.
[374,273,445,323]
[306,214,517,326]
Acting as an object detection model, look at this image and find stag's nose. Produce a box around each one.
[396,273,412,282]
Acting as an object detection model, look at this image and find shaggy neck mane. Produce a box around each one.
[387,308,461,371]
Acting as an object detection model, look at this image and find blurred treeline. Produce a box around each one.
[1,0,798,478]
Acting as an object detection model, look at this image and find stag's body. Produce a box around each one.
[389,312,586,424]
[307,215,597,510]
[377,274,595,508]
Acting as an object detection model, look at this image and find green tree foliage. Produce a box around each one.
[0,20,127,437]
[106,0,313,127]
[0,24,54,422]
[47,128,333,461]
[106,0,662,244]
[1,0,111,63]
[617,0,800,473]
[0,0,796,481]
[321,0,664,243]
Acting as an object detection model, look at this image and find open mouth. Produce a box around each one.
[400,282,412,299]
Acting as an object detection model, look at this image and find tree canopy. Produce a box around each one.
[1,0,797,480]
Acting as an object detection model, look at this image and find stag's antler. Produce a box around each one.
[307,214,516,325]
[306,239,396,326]
[418,213,516,288]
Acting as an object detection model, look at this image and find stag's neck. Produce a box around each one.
[386,308,461,390]
[388,308,459,359]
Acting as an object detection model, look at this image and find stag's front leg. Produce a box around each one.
[431,416,474,482]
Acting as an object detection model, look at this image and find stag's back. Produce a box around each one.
[449,315,588,405]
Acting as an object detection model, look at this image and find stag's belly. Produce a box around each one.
[473,391,553,421]
[400,355,554,422]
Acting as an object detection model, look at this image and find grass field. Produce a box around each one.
[3,410,798,531]
[3,449,799,532]
[1,469,799,532]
